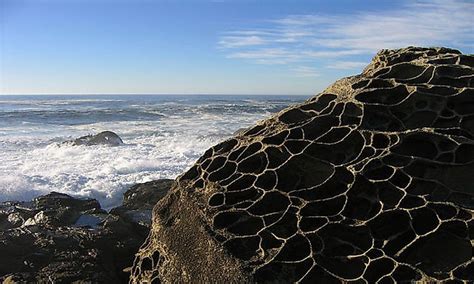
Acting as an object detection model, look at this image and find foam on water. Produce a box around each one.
[0,95,307,209]
[0,121,232,209]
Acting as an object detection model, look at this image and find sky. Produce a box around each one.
[0,0,473,95]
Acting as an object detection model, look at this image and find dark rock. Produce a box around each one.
[131,47,474,283]
[122,179,173,210]
[65,131,124,146]
[111,179,173,227]
[0,179,172,283]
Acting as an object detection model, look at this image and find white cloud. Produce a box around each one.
[227,48,300,64]
[302,50,367,58]
[327,61,368,70]
[218,0,474,74]
[227,48,291,59]
[218,35,266,48]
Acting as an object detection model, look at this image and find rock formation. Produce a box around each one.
[131,47,474,283]
[0,180,172,283]
[65,131,124,146]
[111,180,174,227]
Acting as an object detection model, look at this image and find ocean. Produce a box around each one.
[0,95,309,209]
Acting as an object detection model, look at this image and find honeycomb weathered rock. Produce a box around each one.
[131,47,474,283]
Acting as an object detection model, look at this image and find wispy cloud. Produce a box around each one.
[292,66,320,77]
[218,0,474,74]
[227,48,299,64]
[327,61,368,70]
[218,35,266,48]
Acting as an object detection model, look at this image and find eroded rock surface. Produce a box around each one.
[0,180,171,283]
[131,47,474,283]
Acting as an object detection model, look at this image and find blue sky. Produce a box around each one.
[0,0,473,95]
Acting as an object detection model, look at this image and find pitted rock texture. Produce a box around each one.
[131,47,474,283]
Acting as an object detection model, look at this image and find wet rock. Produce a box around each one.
[122,179,174,210]
[110,179,173,228]
[131,47,474,283]
[65,131,124,146]
[0,179,172,283]
[6,213,23,227]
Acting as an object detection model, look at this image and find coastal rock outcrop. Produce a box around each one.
[0,180,172,283]
[131,47,474,283]
[65,131,124,146]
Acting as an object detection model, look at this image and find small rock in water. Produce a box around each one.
[65,131,124,146]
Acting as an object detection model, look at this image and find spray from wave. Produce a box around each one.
[0,95,307,209]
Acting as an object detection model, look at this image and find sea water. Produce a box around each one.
[0,95,308,209]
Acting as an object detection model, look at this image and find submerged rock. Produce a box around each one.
[131,47,474,283]
[0,180,172,283]
[65,131,124,146]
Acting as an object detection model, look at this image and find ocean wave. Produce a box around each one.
[0,95,306,208]
[0,133,221,209]
[0,99,125,105]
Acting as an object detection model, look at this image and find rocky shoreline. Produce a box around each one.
[1,47,473,283]
[0,180,172,283]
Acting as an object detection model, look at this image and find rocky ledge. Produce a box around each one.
[0,179,172,283]
[131,47,474,283]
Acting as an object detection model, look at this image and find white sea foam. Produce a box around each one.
[0,95,305,209]
[0,117,266,209]
[0,123,234,209]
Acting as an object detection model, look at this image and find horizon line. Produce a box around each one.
[0,93,314,96]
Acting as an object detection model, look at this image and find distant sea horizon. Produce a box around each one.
[0,94,309,209]
[0,93,312,96]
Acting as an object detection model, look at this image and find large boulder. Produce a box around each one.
[131,47,474,283]
[0,180,172,283]
[65,131,124,146]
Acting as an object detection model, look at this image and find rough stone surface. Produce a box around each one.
[65,130,124,146]
[0,180,172,283]
[131,47,474,283]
